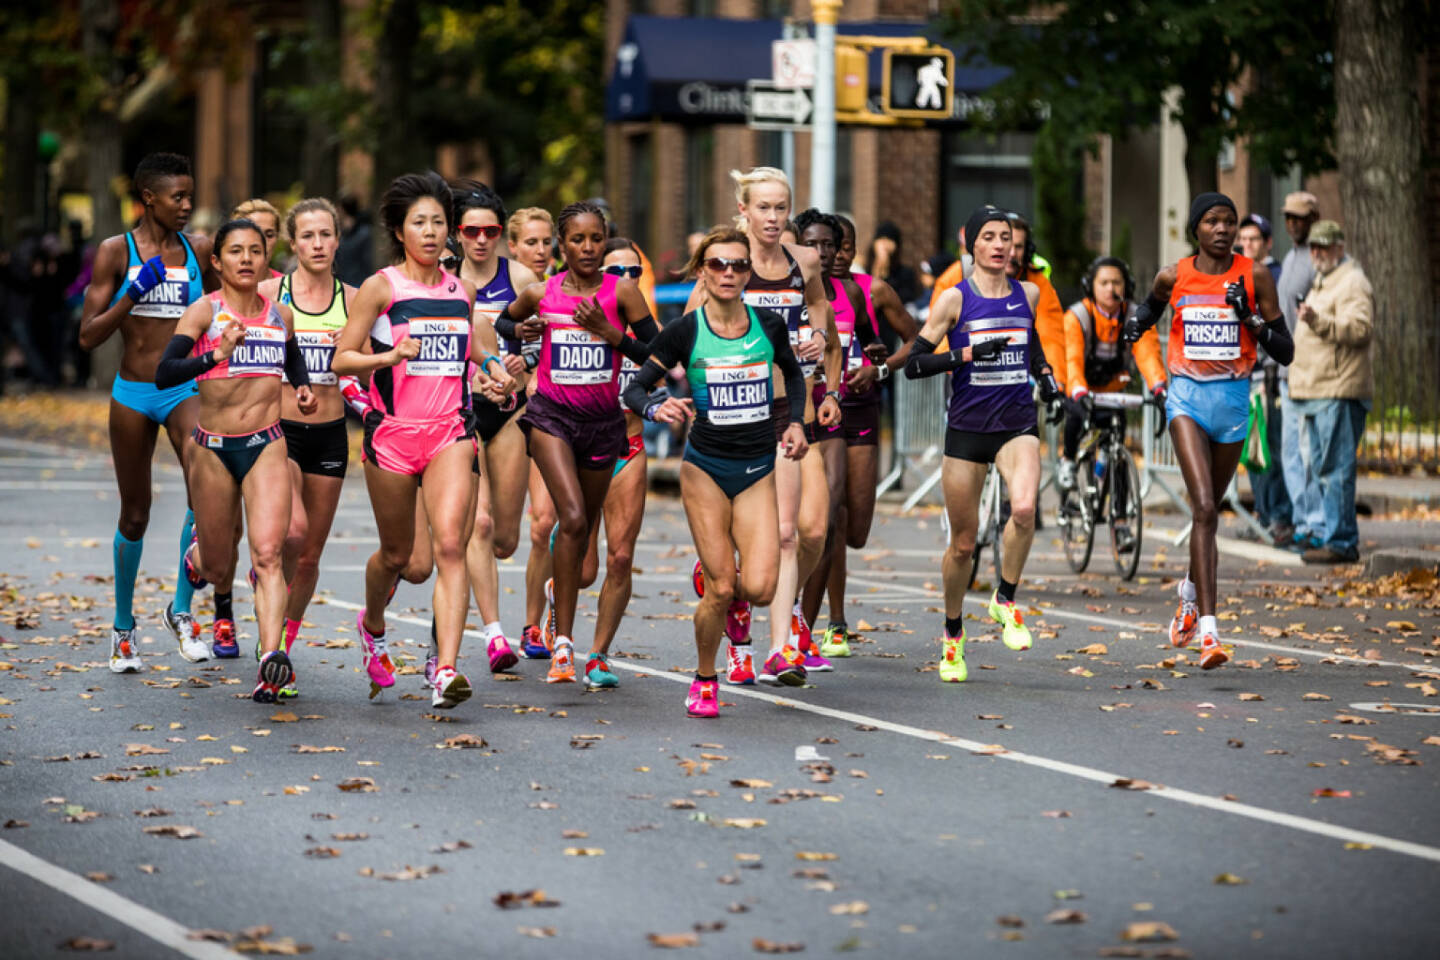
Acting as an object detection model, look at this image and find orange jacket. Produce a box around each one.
[1063,298,1166,396]
[930,259,1066,389]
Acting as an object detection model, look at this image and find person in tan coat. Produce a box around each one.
[1288,220,1373,564]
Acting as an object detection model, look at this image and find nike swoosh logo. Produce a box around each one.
[1005,301,1023,311]
[590,455,608,461]
[745,464,767,474]
[743,337,762,350]
[858,429,872,436]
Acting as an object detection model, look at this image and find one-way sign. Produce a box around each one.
[746,80,812,131]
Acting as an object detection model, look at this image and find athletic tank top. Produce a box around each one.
[946,277,1036,434]
[535,271,624,415]
[368,266,472,420]
[743,246,813,378]
[108,231,204,318]
[194,291,287,382]
[687,304,775,427]
[843,273,882,406]
[278,273,346,387]
[1167,254,1257,382]
[474,257,523,356]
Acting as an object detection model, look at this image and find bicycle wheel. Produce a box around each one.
[968,466,996,590]
[1108,445,1144,580]
[1059,452,1095,573]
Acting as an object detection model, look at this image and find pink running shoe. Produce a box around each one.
[724,598,752,644]
[356,610,395,689]
[686,677,720,719]
[487,634,518,673]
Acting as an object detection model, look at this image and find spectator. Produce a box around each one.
[3,222,59,387]
[1288,221,1373,565]
[1004,213,1068,394]
[862,221,920,306]
[1276,191,1321,552]
[334,193,373,287]
[1238,212,1290,543]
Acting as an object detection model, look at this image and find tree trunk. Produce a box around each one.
[1334,0,1431,326]
[82,0,125,388]
[301,0,340,200]
[2,72,39,246]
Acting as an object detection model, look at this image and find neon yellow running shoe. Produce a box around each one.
[819,624,852,658]
[938,632,967,683]
[988,591,1033,651]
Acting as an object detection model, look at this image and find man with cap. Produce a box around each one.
[1289,221,1373,564]
[1277,191,1324,552]
[1238,212,1291,543]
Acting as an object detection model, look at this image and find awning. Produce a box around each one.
[605,15,1008,125]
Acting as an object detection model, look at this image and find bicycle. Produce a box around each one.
[1056,391,1165,580]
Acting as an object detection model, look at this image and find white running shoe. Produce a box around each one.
[163,603,210,663]
[109,627,143,674]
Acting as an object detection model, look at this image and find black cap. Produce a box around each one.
[964,205,1010,255]
[1187,192,1236,239]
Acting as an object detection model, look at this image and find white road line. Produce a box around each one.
[318,595,1440,866]
[0,837,235,960]
[845,574,1438,673]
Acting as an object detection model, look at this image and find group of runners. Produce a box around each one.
[79,152,1291,718]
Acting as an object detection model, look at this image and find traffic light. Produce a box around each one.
[882,48,954,120]
[835,44,867,114]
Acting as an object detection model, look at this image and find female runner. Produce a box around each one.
[333,172,515,709]
[686,168,841,687]
[573,237,656,688]
[451,181,540,672]
[79,152,215,670]
[231,199,284,278]
[624,226,807,716]
[904,207,1062,683]
[813,214,916,657]
[251,198,357,697]
[505,207,560,658]
[1123,192,1292,670]
[155,218,315,702]
[497,202,655,686]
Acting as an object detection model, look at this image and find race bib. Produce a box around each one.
[473,301,505,326]
[704,359,771,425]
[839,331,865,371]
[547,318,614,386]
[788,323,818,379]
[1180,305,1241,361]
[128,266,193,319]
[293,331,337,386]
[227,325,286,377]
[407,318,468,377]
[968,328,1028,387]
[742,289,804,315]
[618,357,640,410]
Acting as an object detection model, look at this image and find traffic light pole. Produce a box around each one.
[810,0,840,211]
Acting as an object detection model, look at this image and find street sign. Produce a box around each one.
[772,39,816,89]
[882,47,954,120]
[745,80,813,131]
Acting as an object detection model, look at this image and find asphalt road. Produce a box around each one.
[2,432,1439,959]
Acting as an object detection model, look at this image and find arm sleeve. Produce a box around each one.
[622,360,668,418]
[1255,317,1294,366]
[628,313,660,344]
[494,314,520,341]
[617,333,652,366]
[622,314,692,417]
[1029,329,1055,379]
[155,335,216,389]
[904,335,963,379]
[760,310,806,423]
[284,337,311,388]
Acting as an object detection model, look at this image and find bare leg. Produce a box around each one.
[420,441,479,668]
[994,435,1041,584]
[524,461,556,626]
[240,442,294,656]
[941,457,988,620]
[591,447,646,656]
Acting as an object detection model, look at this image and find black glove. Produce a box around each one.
[1123,296,1163,344]
[1036,365,1061,403]
[970,337,1006,362]
[1226,279,1262,331]
[1064,393,1093,419]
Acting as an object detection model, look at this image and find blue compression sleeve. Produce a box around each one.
[174,509,195,615]
[113,530,143,630]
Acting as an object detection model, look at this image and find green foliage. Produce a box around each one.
[1032,122,1092,297]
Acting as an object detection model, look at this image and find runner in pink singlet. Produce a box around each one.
[498,202,656,685]
[334,172,515,712]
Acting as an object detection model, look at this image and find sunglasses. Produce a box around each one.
[459,224,503,240]
[704,257,751,274]
[602,264,642,279]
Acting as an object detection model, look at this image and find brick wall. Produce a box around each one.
[872,127,941,266]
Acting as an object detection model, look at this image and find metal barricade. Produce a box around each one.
[1140,402,1269,545]
[877,372,948,508]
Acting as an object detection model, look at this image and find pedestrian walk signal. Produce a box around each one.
[882,48,954,120]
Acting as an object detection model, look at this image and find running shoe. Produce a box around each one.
[1198,633,1229,671]
[541,578,557,648]
[252,650,293,704]
[278,665,299,700]
[1169,598,1198,648]
[797,636,833,672]
[520,624,550,660]
[182,540,207,589]
[583,652,620,690]
[757,647,807,687]
[546,640,576,683]
[211,619,239,659]
[692,559,705,598]
[724,598,751,644]
[487,634,518,674]
[987,592,1033,651]
[791,603,814,656]
[431,665,472,708]
[938,632,968,683]
[109,627,143,674]
[819,623,852,658]
[163,603,209,663]
[355,610,395,689]
[255,626,296,662]
[685,677,720,719]
[725,644,756,686]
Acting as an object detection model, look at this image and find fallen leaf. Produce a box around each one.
[1386,620,1418,631]
[142,825,202,839]
[752,938,806,954]
[293,745,345,754]
[304,846,342,858]
[828,901,868,915]
[729,779,774,789]
[1041,810,1072,819]
[1302,693,1332,702]
[431,840,473,854]
[124,744,169,756]
[1312,788,1351,798]
[1110,778,1156,791]
[795,851,837,862]
[1076,643,1108,655]
[85,872,113,883]
[269,711,300,723]
[1238,693,1264,702]
[336,777,377,793]
[494,889,561,909]
[646,932,699,948]
[563,847,605,856]
[1120,921,1179,942]
[440,734,488,750]
[1212,873,1247,885]
[1044,908,1088,924]
[996,915,1025,928]
[517,926,557,939]
[378,865,442,881]
[723,818,767,829]
[58,937,115,951]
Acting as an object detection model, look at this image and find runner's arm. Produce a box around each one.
[622,313,692,418]
[333,273,406,375]
[871,276,918,374]
[154,300,220,388]
[495,283,544,341]
[761,309,806,421]
[1247,262,1295,365]
[77,237,133,352]
[904,287,967,378]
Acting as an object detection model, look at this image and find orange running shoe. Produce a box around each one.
[1169,598,1198,648]
[546,639,576,683]
[1198,634,1229,670]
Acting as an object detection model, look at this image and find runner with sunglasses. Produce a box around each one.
[497,202,657,687]
[451,181,541,673]
[506,206,561,659]
[687,168,841,687]
[624,227,807,716]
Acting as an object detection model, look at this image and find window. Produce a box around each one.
[627,133,653,253]
[685,128,715,235]
[941,130,1036,255]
